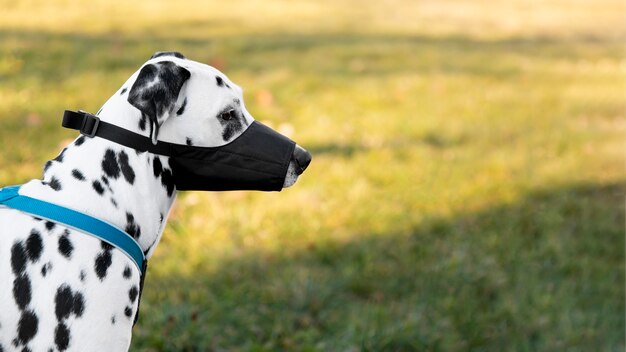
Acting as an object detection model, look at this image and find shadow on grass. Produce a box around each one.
[134,181,625,351]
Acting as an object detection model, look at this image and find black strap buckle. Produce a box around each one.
[78,110,100,137]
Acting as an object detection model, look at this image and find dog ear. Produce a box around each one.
[128,61,190,144]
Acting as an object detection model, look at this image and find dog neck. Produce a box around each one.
[20,93,176,258]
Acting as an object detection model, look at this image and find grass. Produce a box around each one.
[1,0,624,350]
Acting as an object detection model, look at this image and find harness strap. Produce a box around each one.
[0,185,146,275]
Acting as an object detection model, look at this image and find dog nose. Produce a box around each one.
[293,145,312,175]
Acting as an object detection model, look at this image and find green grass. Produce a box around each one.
[1,1,624,350]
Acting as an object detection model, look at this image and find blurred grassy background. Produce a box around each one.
[1,0,625,350]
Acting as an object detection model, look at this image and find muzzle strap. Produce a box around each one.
[63,110,173,155]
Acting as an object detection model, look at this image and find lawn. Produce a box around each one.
[0,0,624,350]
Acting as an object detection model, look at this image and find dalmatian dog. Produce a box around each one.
[0,52,311,352]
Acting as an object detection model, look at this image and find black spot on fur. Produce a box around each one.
[124,306,132,318]
[54,285,85,336]
[48,177,62,191]
[54,323,69,351]
[111,315,116,325]
[13,275,31,309]
[41,263,52,277]
[45,221,56,231]
[110,198,118,208]
[79,270,86,282]
[53,148,67,163]
[216,76,224,87]
[72,293,85,317]
[129,286,139,302]
[11,242,27,275]
[26,230,43,262]
[125,213,141,239]
[58,233,73,258]
[218,108,245,141]
[123,266,132,279]
[43,161,53,173]
[17,310,38,345]
[222,124,236,141]
[101,176,114,192]
[161,168,175,197]
[74,136,86,146]
[101,241,113,251]
[153,157,163,177]
[120,87,127,95]
[102,149,121,179]
[55,286,73,320]
[186,137,193,146]
[95,250,113,280]
[138,113,147,131]
[118,151,135,184]
[176,98,187,115]
[71,169,85,181]
[92,180,105,195]
[152,157,174,196]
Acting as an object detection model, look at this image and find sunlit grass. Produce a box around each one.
[0,0,624,350]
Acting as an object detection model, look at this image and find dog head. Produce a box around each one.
[125,52,311,189]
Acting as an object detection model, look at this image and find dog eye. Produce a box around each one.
[219,109,236,121]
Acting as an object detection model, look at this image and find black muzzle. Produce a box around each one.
[170,121,295,191]
[62,110,302,192]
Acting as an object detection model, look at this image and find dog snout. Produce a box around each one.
[293,145,312,175]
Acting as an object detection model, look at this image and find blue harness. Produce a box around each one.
[0,185,146,275]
